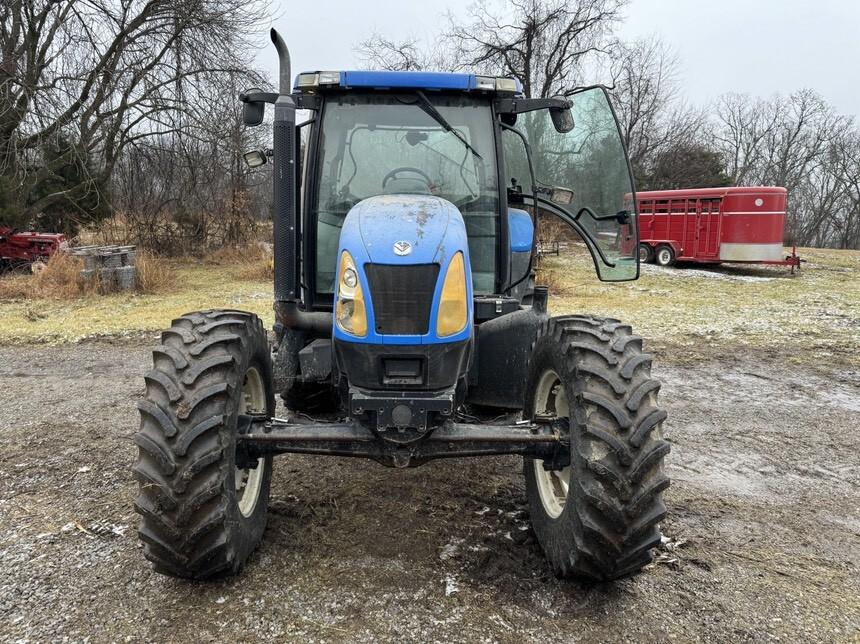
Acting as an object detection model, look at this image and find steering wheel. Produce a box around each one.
[382,166,433,189]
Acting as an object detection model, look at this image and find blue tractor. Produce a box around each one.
[134,30,669,581]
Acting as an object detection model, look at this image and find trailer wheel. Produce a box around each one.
[133,310,274,579]
[638,243,654,263]
[523,315,670,581]
[654,245,675,267]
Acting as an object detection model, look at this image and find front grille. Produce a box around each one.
[365,263,440,335]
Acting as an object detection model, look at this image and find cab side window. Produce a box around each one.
[502,127,531,195]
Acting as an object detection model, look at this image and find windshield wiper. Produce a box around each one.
[414,90,482,160]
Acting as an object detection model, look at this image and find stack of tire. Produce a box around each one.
[73,246,137,292]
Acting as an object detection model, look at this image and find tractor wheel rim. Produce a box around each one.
[236,365,266,517]
[658,249,671,264]
[533,369,571,519]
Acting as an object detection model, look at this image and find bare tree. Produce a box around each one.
[609,36,706,183]
[712,90,849,244]
[446,0,626,98]
[109,68,271,252]
[0,0,267,230]
[355,1,625,98]
[354,34,443,71]
[831,130,860,249]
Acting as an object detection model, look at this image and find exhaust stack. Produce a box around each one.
[271,28,291,96]
[270,28,298,303]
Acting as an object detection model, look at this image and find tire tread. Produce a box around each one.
[525,315,670,581]
[134,309,272,579]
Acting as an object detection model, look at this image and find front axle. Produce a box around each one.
[236,415,569,469]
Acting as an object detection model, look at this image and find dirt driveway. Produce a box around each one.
[0,337,858,642]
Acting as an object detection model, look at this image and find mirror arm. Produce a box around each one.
[240,91,320,111]
[574,207,631,224]
[495,97,570,115]
[239,90,279,104]
[562,83,611,97]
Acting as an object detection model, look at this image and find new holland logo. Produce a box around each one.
[392,241,413,256]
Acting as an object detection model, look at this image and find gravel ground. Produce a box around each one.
[0,337,858,643]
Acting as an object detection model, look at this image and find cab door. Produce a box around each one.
[501,86,639,282]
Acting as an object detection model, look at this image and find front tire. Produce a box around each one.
[134,310,274,579]
[524,315,670,581]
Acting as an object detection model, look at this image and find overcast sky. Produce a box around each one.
[258,0,860,117]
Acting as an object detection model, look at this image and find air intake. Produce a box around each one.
[365,264,440,335]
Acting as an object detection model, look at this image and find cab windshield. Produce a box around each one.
[313,92,500,295]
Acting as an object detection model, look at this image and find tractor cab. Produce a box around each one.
[280,70,639,309]
[292,72,639,305]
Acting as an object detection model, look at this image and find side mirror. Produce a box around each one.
[549,106,574,133]
[242,87,265,126]
[243,150,268,168]
[549,187,574,205]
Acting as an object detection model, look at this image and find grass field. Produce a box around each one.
[0,247,857,366]
[542,245,860,367]
[0,261,274,344]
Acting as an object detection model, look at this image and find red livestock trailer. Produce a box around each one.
[635,186,800,269]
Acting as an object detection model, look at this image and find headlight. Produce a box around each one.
[343,267,357,288]
[335,251,367,337]
[436,252,468,337]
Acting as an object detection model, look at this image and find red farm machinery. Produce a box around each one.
[635,187,801,270]
[0,227,67,271]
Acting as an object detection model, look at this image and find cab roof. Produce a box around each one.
[294,70,522,94]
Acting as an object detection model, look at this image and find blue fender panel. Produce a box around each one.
[508,208,534,252]
[334,195,473,346]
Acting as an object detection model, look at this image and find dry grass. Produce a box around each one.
[0,262,272,344]
[533,214,584,296]
[210,242,274,281]
[135,251,176,294]
[0,250,175,301]
[535,261,571,296]
[542,244,860,367]
[0,253,91,300]
[76,212,133,247]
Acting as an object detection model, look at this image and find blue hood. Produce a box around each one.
[350,195,461,266]
[335,194,473,345]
